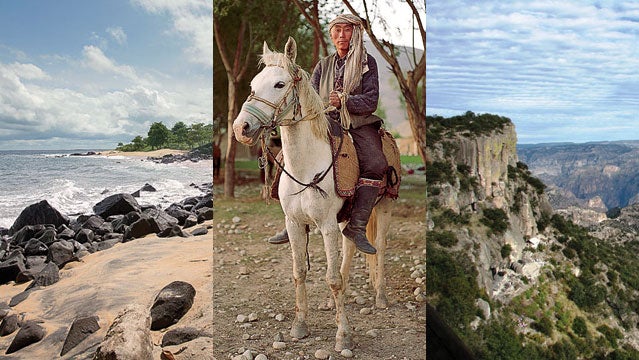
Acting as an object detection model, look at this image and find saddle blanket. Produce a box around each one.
[270,128,401,201]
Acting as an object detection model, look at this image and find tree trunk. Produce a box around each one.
[341,0,426,163]
[224,78,239,198]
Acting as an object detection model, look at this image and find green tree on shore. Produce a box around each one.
[147,122,171,150]
[116,121,212,152]
[171,121,189,146]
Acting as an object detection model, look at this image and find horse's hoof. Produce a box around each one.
[335,336,354,351]
[375,294,389,309]
[290,321,310,339]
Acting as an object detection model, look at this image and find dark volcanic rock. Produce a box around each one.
[196,207,213,222]
[193,195,213,210]
[60,315,100,356]
[82,215,105,231]
[140,183,157,192]
[161,327,204,347]
[165,205,192,225]
[26,261,60,290]
[47,240,76,268]
[23,239,48,256]
[25,255,47,269]
[143,208,178,234]
[158,225,188,238]
[190,227,208,236]
[0,303,9,320]
[75,228,95,243]
[15,262,46,284]
[93,193,141,219]
[92,238,121,252]
[10,224,46,246]
[183,214,198,229]
[6,320,46,354]
[10,287,35,307]
[124,215,160,241]
[9,200,69,236]
[0,255,26,284]
[56,224,76,240]
[150,281,196,330]
[36,228,57,246]
[0,314,18,336]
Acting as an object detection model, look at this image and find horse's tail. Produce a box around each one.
[366,206,379,286]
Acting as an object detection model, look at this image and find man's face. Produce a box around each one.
[330,23,353,55]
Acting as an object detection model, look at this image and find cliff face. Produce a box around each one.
[428,121,552,298]
[427,115,639,359]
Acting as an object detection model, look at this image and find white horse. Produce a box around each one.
[232,37,392,351]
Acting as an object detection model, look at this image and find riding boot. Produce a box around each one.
[342,183,380,255]
[267,228,289,244]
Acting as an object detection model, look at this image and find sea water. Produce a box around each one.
[0,150,212,229]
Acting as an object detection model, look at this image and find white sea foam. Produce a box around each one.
[0,151,210,229]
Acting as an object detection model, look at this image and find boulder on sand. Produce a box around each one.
[93,194,141,219]
[150,281,196,330]
[9,200,69,236]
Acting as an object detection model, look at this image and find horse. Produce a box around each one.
[232,36,392,351]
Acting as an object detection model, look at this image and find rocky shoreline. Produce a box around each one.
[0,182,213,358]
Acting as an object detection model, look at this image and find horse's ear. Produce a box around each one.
[263,41,272,55]
[284,36,297,63]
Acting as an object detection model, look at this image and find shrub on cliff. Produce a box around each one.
[429,230,458,247]
[480,208,509,235]
[427,111,512,140]
[427,241,480,330]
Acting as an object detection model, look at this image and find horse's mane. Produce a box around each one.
[260,52,329,143]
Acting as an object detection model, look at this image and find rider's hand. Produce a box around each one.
[329,91,341,109]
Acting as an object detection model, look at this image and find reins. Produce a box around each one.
[265,131,344,199]
[244,62,340,200]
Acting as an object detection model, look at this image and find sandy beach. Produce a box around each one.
[99,149,190,158]
[0,222,213,359]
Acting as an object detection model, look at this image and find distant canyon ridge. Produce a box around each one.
[518,140,639,211]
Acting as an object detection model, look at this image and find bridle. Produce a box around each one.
[239,63,304,132]
[239,61,342,200]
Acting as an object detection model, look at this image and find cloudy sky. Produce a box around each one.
[0,0,212,150]
[427,1,639,144]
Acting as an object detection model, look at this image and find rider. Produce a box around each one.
[268,14,386,255]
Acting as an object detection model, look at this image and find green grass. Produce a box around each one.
[401,155,424,165]
[234,160,260,170]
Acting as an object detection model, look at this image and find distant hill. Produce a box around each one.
[518,140,639,209]
[364,36,423,137]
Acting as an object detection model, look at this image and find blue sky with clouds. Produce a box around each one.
[427,1,639,144]
[0,0,212,150]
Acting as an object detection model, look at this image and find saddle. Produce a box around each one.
[269,121,401,203]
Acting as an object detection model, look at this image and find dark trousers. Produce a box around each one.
[350,122,387,180]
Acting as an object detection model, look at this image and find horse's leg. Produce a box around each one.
[319,222,355,311]
[370,201,392,308]
[340,222,356,302]
[288,220,311,339]
[319,221,353,351]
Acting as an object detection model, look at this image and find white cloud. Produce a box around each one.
[0,1,212,150]
[107,26,127,45]
[131,0,212,67]
[427,0,639,143]
[82,45,138,80]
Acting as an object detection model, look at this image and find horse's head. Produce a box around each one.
[233,37,300,146]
